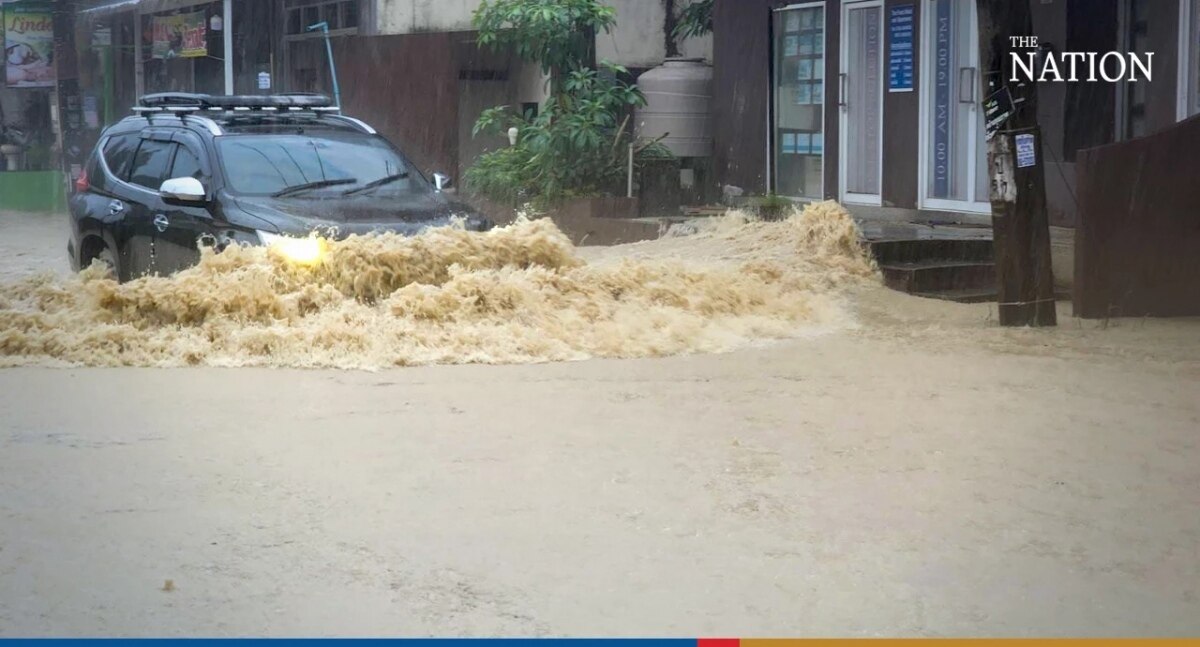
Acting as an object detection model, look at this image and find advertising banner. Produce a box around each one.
[3,3,56,88]
[151,11,208,59]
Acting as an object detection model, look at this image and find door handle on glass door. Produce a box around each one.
[839,73,848,108]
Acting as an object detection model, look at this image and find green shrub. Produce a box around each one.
[467,0,675,206]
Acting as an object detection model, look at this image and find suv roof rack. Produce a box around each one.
[134,93,339,114]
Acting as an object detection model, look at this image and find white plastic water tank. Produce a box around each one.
[635,57,713,158]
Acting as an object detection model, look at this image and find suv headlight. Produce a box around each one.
[256,230,325,265]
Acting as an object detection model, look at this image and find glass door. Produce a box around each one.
[773,3,826,200]
[839,0,884,205]
[920,0,988,212]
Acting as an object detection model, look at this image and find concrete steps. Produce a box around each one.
[868,238,998,303]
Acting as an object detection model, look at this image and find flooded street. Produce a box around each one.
[2,210,1198,635]
[4,0,1199,637]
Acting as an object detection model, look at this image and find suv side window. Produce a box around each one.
[102,134,139,180]
[128,140,174,190]
[169,145,203,181]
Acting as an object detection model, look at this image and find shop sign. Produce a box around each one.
[887,4,914,92]
[3,3,56,88]
[151,11,208,59]
[92,28,113,47]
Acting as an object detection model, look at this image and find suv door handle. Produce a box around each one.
[154,214,169,232]
[108,199,124,215]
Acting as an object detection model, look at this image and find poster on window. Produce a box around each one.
[151,11,208,59]
[796,59,813,81]
[783,35,798,57]
[785,12,800,33]
[3,3,56,88]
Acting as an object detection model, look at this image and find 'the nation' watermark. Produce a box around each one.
[1009,36,1153,82]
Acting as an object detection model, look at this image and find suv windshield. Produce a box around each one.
[216,131,427,197]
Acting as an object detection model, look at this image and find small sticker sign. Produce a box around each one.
[982,87,1014,141]
[1015,133,1037,168]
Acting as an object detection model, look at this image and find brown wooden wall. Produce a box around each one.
[332,33,462,181]
[712,0,774,194]
[880,0,918,209]
[1073,114,1200,318]
[291,31,516,184]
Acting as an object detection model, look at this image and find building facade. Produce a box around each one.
[49,0,707,192]
[712,0,1200,226]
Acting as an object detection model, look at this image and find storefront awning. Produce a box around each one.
[75,0,220,16]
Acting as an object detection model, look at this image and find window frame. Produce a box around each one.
[168,144,205,182]
[102,133,142,182]
[127,138,178,191]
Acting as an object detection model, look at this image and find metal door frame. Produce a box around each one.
[838,0,885,206]
[917,0,989,214]
[1180,0,1197,121]
[769,1,828,201]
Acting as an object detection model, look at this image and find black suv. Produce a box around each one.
[69,93,491,281]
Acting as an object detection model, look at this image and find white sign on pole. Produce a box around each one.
[1015,133,1037,168]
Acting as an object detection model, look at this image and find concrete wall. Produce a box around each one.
[373,0,712,66]
[516,61,550,106]
[375,0,478,34]
[596,0,713,67]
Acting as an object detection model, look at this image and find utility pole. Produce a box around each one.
[976,0,1057,326]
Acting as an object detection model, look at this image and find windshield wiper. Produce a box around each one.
[341,172,410,196]
[272,178,357,198]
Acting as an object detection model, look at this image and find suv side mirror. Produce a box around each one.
[160,176,206,204]
[433,172,453,192]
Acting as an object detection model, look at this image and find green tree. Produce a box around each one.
[672,0,713,41]
[467,0,672,206]
[474,0,616,86]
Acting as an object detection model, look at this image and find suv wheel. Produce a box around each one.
[94,247,117,280]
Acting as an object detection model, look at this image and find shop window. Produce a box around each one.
[772,4,825,199]
[288,8,303,35]
[128,140,174,190]
[343,2,359,30]
[103,134,140,180]
[303,6,320,30]
[921,0,987,208]
[286,1,358,35]
[139,3,226,96]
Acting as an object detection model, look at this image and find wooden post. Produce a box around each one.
[976,0,1057,326]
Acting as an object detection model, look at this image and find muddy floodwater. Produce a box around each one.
[2,204,1199,636]
[0,202,876,369]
